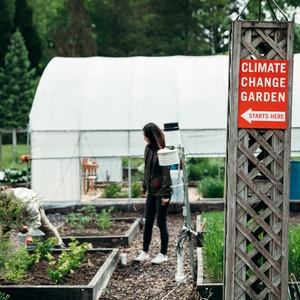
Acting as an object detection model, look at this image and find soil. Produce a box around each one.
[100,211,201,300]
[0,251,109,286]
[57,219,133,237]
[3,210,300,300]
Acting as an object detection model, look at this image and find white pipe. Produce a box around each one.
[175,244,185,282]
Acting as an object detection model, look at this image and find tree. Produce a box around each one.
[13,0,42,73]
[87,0,144,56]
[142,0,201,55]
[195,0,240,55]
[0,29,36,129]
[0,0,13,68]
[50,0,97,57]
[27,0,68,70]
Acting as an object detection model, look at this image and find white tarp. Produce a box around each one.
[29,55,300,204]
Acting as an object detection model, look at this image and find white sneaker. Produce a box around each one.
[135,251,149,262]
[151,253,168,264]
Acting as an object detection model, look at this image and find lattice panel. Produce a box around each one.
[240,24,288,60]
[224,21,293,300]
[235,129,284,300]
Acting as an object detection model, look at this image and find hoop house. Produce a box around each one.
[29,55,300,206]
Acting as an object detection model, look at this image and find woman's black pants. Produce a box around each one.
[143,194,170,255]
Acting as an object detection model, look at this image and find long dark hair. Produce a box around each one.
[143,123,165,149]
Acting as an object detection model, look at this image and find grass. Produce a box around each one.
[0,144,30,170]
[201,210,224,282]
[289,224,300,278]
[201,211,300,283]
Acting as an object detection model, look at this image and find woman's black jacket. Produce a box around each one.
[142,145,172,198]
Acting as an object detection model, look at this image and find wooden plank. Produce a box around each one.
[0,248,119,300]
[224,20,241,300]
[241,36,264,59]
[241,21,288,29]
[235,248,281,298]
[60,218,140,247]
[225,20,293,300]
[236,196,282,247]
[255,28,287,58]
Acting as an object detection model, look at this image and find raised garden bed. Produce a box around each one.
[197,240,300,300]
[58,217,141,247]
[0,248,119,300]
[197,247,223,300]
[197,255,300,300]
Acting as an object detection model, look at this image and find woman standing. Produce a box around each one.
[135,123,172,264]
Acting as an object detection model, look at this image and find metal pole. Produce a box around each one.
[181,148,196,280]
[128,156,131,200]
[12,128,17,163]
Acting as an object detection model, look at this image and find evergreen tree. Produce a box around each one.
[0,0,13,68]
[0,29,36,129]
[13,0,42,72]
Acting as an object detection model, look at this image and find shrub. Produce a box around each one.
[2,167,31,184]
[187,158,224,181]
[102,182,123,198]
[131,182,142,198]
[197,176,224,198]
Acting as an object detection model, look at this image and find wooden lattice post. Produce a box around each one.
[224,20,294,300]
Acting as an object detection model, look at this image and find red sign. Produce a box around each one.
[238,59,289,129]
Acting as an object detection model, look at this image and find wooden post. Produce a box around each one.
[0,131,2,170]
[224,20,294,300]
[12,128,17,163]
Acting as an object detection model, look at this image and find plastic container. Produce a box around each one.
[290,161,300,200]
[164,122,181,147]
[17,229,46,247]
[170,170,184,203]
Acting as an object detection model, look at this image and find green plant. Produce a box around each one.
[131,182,142,198]
[66,206,115,231]
[102,182,123,198]
[201,211,224,282]
[27,237,57,267]
[47,238,89,284]
[289,224,300,279]
[0,191,25,229]
[95,206,114,229]
[187,158,225,181]
[77,205,97,216]
[0,236,56,284]
[66,213,86,231]
[197,177,224,198]
[0,233,16,273]
[1,245,32,283]
[0,292,10,300]
[131,171,144,181]
[2,167,31,184]
[122,158,144,168]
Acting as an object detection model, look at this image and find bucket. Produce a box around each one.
[170,170,184,203]
[17,229,46,247]
[290,161,300,200]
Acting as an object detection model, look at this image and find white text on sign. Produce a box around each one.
[241,109,286,124]
[238,59,289,129]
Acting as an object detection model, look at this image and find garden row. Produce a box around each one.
[0,205,141,300]
[197,211,300,300]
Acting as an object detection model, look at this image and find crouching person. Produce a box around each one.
[0,187,65,248]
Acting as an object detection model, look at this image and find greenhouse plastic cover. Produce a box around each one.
[29,55,300,205]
